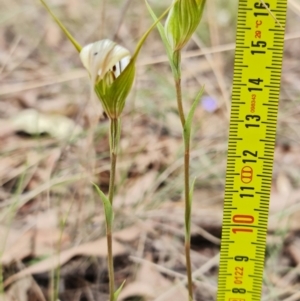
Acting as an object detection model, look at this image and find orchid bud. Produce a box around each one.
[165,0,206,51]
[79,40,134,119]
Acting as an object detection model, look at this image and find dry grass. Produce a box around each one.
[1,0,300,300]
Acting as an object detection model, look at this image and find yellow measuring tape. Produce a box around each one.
[217,1,287,300]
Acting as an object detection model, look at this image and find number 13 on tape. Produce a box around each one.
[217,1,287,301]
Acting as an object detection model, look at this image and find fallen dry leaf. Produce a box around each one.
[0,153,26,184]
[276,172,292,196]
[66,0,82,19]
[269,172,292,214]
[4,277,32,301]
[0,119,16,138]
[268,187,300,232]
[1,228,70,265]
[36,96,78,117]
[0,294,12,301]
[119,282,155,300]
[4,237,126,287]
[45,19,61,48]
[0,226,20,252]
[119,257,188,301]
[11,109,82,140]
[288,239,300,264]
[114,225,141,243]
[114,171,158,206]
[31,209,58,230]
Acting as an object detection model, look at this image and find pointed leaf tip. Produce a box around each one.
[185,177,197,239]
[40,0,82,52]
[113,280,126,301]
[92,182,113,227]
[145,0,173,63]
[183,85,205,145]
[132,0,176,61]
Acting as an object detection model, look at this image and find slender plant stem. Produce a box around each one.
[107,228,114,301]
[175,77,185,127]
[173,51,185,127]
[108,118,119,205]
[173,50,194,301]
[107,117,120,301]
[184,137,193,301]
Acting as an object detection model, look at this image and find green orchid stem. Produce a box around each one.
[173,52,185,127]
[107,117,120,301]
[106,227,114,301]
[108,118,119,205]
[184,137,193,301]
[173,50,194,301]
[175,78,185,127]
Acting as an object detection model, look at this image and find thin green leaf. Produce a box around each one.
[144,1,173,60]
[185,177,197,239]
[131,1,176,61]
[183,86,205,146]
[113,280,126,301]
[92,183,113,228]
[40,0,82,52]
[145,0,180,77]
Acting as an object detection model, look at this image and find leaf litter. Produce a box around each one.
[1,0,300,300]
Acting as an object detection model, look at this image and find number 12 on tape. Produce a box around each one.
[217,0,287,301]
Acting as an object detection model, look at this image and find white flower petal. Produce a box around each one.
[79,43,93,71]
[79,39,131,84]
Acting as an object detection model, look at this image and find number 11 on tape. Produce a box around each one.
[217,0,287,301]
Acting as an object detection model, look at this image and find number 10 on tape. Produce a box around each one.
[217,0,287,301]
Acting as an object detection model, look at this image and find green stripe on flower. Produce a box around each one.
[165,0,206,51]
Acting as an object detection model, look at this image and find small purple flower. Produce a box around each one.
[201,96,218,113]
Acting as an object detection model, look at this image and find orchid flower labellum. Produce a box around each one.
[79,40,131,86]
